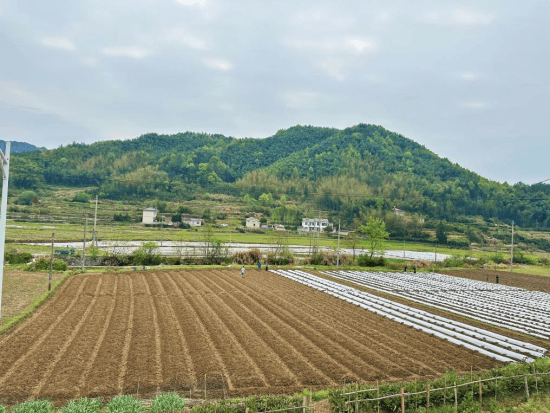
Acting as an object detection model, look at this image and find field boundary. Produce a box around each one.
[0,271,74,337]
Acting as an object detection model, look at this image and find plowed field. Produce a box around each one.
[0,269,504,405]
[439,269,550,292]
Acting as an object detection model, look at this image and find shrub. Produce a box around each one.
[5,249,33,264]
[113,212,132,222]
[61,397,102,413]
[179,222,191,229]
[73,192,91,203]
[16,190,38,205]
[26,258,68,272]
[130,242,162,266]
[151,392,186,413]
[53,259,68,271]
[106,395,143,413]
[266,251,294,265]
[357,255,386,267]
[233,249,263,265]
[12,400,54,413]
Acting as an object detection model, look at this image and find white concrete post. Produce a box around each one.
[0,142,11,320]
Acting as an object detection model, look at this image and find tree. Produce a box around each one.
[359,217,389,258]
[436,221,447,244]
[16,190,38,205]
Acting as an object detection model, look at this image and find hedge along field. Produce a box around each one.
[0,269,506,406]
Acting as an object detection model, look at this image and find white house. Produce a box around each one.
[142,207,158,224]
[272,224,286,231]
[300,218,332,232]
[181,216,202,227]
[246,216,261,229]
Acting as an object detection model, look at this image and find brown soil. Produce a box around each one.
[0,269,505,406]
[439,269,550,292]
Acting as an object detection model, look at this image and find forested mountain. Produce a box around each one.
[0,140,45,153]
[8,124,550,229]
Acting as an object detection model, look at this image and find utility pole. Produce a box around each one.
[510,220,514,272]
[49,233,54,291]
[435,244,437,262]
[336,220,341,269]
[0,142,10,320]
[92,195,98,247]
[403,239,406,259]
[82,214,88,272]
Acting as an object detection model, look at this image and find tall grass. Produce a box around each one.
[106,395,143,413]
[60,397,102,413]
[10,400,54,413]
[150,392,186,412]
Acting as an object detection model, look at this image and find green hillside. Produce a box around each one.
[8,124,550,233]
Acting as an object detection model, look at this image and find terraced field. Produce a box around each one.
[0,269,505,405]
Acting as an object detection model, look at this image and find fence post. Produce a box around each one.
[303,396,307,413]
[495,378,497,402]
[524,375,530,400]
[443,378,446,405]
[355,387,358,413]
[534,367,539,394]
[426,384,430,412]
[246,408,249,413]
[377,381,380,413]
[454,382,457,410]
[400,388,405,413]
[478,378,482,407]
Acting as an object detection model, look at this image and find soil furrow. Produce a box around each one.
[141,275,163,387]
[0,276,91,393]
[0,275,83,350]
[208,270,338,386]
[260,274,447,376]
[266,273,496,373]
[188,272,298,387]
[117,274,135,393]
[32,276,106,399]
[213,272,357,384]
[151,272,195,386]
[121,275,158,392]
[76,275,119,395]
[162,272,229,389]
[85,275,131,398]
[172,273,269,389]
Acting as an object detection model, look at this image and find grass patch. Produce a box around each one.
[0,271,73,336]
[10,400,54,413]
[106,395,143,413]
[60,397,102,413]
[150,392,186,412]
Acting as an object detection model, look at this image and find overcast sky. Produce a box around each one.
[1,0,549,184]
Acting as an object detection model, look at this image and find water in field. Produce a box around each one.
[28,240,451,261]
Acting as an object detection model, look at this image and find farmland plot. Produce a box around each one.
[321,270,550,340]
[0,269,511,405]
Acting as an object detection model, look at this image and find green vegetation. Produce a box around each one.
[11,400,54,413]
[106,395,143,413]
[150,393,185,413]
[60,398,102,413]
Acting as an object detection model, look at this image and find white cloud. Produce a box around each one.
[0,82,44,111]
[460,101,490,110]
[40,37,76,51]
[453,9,494,25]
[319,59,346,81]
[102,47,150,59]
[176,0,206,6]
[288,37,376,53]
[459,72,477,81]
[347,38,376,52]
[203,58,232,71]
[281,91,320,109]
[423,9,493,26]
[165,29,206,50]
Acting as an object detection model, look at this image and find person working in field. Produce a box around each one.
[241,266,245,278]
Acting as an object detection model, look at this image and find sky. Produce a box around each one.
[0,0,549,185]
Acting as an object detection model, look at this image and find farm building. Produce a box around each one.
[142,207,158,224]
[300,218,332,232]
[181,216,202,227]
[272,224,286,231]
[246,216,261,229]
